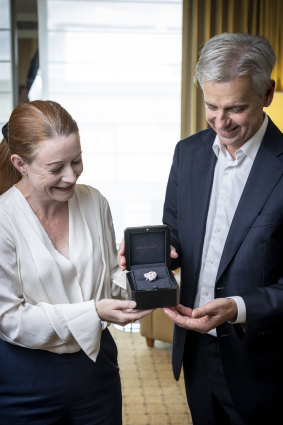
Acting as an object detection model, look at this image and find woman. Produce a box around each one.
[0,100,151,424]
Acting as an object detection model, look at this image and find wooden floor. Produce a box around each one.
[110,325,192,425]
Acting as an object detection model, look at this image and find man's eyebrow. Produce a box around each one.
[205,101,217,107]
[46,151,82,166]
[205,101,248,109]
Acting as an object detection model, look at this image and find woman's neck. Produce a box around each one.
[15,179,68,220]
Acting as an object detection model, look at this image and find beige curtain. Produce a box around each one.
[181,0,283,138]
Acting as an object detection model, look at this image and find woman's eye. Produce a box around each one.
[50,168,62,174]
[49,159,82,174]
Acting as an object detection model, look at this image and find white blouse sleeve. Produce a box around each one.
[38,300,102,360]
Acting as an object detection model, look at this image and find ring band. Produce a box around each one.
[144,271,157,281]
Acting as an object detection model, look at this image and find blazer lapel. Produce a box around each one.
[191,131,217,272]
[216,120,283,282]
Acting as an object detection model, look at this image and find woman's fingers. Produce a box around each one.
[95,299,154,326]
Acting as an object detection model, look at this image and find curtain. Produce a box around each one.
[258,0,283,90]
[181,0,283,138]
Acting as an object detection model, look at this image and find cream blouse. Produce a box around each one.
[0,184,127,362]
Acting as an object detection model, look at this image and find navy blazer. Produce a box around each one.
[163,118,283,424]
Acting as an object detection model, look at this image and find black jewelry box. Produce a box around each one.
[124,225,179,309]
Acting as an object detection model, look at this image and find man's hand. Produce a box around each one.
[170,245,178,259]
[95,299,154,326]
[162,298,238,333]
[118,239,126,271]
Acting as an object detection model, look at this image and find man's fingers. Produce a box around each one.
[191,308,205,318]
[118,239,127,270]
[170,245,178,258]
[118,238,125,254]
[175,304,193,316]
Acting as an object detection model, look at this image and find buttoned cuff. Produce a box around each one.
[227,296,246,324]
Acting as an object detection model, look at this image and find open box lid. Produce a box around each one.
[124,225,171,270]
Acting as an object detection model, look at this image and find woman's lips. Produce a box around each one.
[53,184,74,192]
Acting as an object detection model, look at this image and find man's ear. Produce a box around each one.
[11,154,27,175]
[263,80,275,107]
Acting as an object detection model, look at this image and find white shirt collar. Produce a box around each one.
[212,114,268,160]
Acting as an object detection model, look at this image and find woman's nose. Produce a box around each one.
[62,166,77,183]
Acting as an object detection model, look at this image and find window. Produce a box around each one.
[0,0,13,128]
[37,0,182,241]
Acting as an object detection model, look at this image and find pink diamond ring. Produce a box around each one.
[144,271,157,282]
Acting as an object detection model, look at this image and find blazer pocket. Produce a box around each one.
[251,212,282,227]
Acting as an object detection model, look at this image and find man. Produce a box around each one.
[160,33,283,425]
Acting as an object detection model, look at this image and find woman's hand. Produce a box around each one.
[162,298,238,333]
[95,299,154,326]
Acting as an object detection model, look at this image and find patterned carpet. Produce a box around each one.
[110,325,192,425]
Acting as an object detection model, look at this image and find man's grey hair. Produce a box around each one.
[194,33,276,97]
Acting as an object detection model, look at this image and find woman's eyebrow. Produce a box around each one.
[46,151,82,166]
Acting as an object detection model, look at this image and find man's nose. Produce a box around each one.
[215,110,230,128]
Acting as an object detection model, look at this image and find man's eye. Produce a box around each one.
[230,107,245,113]
[72,160,82,165]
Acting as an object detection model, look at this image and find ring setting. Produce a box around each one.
[144,271,157,282]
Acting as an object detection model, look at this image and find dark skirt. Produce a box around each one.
[0,329,122,425]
